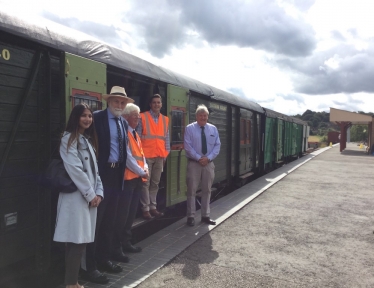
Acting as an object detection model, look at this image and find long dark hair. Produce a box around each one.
[64,103,98,156]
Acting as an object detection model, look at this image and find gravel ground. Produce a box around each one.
[138,144,374,288]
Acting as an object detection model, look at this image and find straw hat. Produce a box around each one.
[102,86,134,103]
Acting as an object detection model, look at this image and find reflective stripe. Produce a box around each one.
[141,135,166,140]
[128,135,146,163]
[133,155,143,161]
[140,111,169,158]
[142,112,166,142]
[125,130,146,181]
[144,112,152,138]
[161,114,167,136]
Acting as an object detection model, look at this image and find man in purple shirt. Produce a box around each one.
[184,104,221,226]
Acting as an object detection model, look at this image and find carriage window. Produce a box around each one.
[71,89,102,111]
[171,108,185,149]
[246,120,251,144]
[240,119,246,144]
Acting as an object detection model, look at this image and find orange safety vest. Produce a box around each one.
[140,111,169,158]
[124,130,147,182]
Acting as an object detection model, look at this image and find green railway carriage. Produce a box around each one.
[0,12,267,284]
[263,108,308,170]
[0,12,308,286]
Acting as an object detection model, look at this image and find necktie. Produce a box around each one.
[133,130,137,141]
[201,126,207,155]
[115,117,123,163]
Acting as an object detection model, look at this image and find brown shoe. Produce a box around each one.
[150,209,164,218]
[143,211,153,220]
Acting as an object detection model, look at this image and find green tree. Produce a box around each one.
[350,125,368,142]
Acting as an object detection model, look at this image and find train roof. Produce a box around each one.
[0,11,264,114]
[263,107,308,125]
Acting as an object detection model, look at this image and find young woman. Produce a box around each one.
[53,103,103,288]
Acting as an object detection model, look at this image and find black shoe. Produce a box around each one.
[111,249,130,263]
[80,269,109,284]
[122,244,142,253]
[97,260,123,273]
[201,217,216,225]
[187,217,195,226]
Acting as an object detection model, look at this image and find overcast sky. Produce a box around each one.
[2,0,374,115]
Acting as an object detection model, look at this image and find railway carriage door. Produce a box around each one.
[264,118,274,167]
[302,125,306,152]
[276,119,284,161]
[64,53,106,115]
[166,84,189,206]
[283,122,291,157]
[291,123,297,155]
[0,39,52,272]
[239,109,253,175]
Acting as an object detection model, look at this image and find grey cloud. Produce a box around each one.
[126,1,190,57]
[42,11,123,47]
[332,99,361,112]
[276,93,305,104]
[285,0,316,11]
[228,87,246,98]
[127,0,316,58]
[227,87,260,103]
[317,103,330,111]
[348,28,358,37]
[275,41,374,94]
[347,95,364,105]
[331,30,345,41]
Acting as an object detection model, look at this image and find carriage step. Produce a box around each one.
[239,172,254,179]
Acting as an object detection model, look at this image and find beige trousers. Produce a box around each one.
[141,157,164,211]
[186,160,215,218]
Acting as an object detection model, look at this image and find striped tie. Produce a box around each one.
[115,117,123,163]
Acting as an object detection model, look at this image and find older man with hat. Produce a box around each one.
[81,86,134,284]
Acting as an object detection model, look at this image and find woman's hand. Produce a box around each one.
[89,195,102,207]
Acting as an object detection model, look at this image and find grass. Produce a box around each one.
[308,135,322,142]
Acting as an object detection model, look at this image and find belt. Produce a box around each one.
[107,162,120,168]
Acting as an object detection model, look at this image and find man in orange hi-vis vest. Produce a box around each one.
[113,103,149,256]
[136,94,170,220]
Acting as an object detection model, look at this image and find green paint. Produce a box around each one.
[64,53,106,121]
[166,84,189,207]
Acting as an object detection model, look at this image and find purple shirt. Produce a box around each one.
[184,122,221,161]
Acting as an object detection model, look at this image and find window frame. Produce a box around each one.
[71,88,102,111]
[170,106,186,150]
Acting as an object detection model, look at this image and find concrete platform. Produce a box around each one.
[68,143,374,287]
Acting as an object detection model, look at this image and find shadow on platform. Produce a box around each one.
[340,149,372,157]
[178,234,219,280]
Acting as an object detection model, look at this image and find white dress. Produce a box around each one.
[53,132,104,244]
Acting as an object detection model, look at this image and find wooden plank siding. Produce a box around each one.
[0,36,62,272]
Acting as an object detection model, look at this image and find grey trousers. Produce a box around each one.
[141,157,164,211]
[65,242,86,285]
[186,161,215,218]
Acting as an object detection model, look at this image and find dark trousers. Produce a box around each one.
[65,243,86,285]
[84,167,125,272]
[113,177,142,249]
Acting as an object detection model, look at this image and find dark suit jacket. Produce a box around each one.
[94,109,128,188]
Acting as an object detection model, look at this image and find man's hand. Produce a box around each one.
[144,169,149,178]
[90,195,102,207]
[198,156,209,166]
